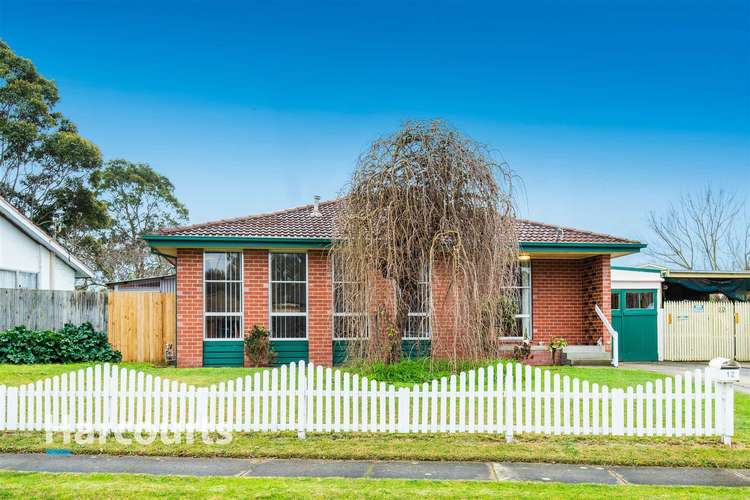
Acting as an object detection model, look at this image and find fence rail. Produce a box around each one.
[0,361,735,442]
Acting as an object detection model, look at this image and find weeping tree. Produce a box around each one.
[332,121,519,364]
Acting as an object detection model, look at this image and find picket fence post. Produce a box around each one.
[297,361,307,439]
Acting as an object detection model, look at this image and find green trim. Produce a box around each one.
[270,340,308,366]
[146,234,644,254]
[401,339,432,359]
[202,340,244,367]
[520,242,646,253]
[612,265,662,273]
[144,235,330,249]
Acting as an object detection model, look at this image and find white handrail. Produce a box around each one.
[595,304,619,368]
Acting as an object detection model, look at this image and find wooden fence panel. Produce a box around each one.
[108,291,176,363]
[0,288,107,332]
[664,300,750,361]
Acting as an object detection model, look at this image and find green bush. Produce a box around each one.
[0,323,122,365]
[244,324,275,367]
[345,357,502,385]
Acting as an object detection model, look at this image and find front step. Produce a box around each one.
[564,345,612,366]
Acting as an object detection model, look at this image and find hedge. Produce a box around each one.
[0,323,122,364]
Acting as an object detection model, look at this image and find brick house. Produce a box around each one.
[144,198,644,368]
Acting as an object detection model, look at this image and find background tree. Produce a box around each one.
[647,186,747,271]
[333,120,518,364]
[79,159,189,284]
[0,39,109,240]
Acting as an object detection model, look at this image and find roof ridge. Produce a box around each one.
[514,217,638,244]
[156,197,342,235]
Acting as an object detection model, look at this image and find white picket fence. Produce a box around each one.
[0,361,735,442]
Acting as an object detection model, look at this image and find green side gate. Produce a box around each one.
[611,289,658,362]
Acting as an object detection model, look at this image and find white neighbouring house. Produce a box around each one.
[0,195,95,290]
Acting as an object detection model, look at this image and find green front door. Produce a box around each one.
[612,289,658,361]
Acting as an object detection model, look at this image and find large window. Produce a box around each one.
[507,260,532,338]
[332,258,367,339]
[270,253,307,339]
[0,269,39,289]
[404,266,431,340]
[204,252,242,339]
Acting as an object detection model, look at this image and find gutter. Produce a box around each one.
[143,234,645,254]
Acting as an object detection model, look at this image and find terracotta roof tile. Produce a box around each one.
[152,199,639,245]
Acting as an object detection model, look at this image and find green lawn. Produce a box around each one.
[0,361,748,468]
[0,471,745,499]
[0,359,676,389]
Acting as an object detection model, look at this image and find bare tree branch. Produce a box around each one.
[647,186,745,271]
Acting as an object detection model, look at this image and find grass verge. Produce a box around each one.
[0,471,746,499]
[0,431,748,468]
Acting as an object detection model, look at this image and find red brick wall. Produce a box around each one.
[531,257,611,347]
[431,259,456,359]
[580,255,611,349]
[243,249,269,366]
[308,250,332,365]
[531,259,584,345]
[176,249,203,367]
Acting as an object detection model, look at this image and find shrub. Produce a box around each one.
[0,323,122,364]
[244,324,275,366]
[345,357,502,385]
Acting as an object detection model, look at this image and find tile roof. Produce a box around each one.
[151,198,639,245]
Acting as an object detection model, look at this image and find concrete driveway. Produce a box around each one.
[622,362,750,395]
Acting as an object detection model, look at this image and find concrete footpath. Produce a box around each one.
[0,453,748,487]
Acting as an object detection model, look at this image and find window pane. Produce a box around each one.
[513,317,529,338]
[226,281,241,313]
[205,282,226,312]
[272,283,306,312]
[408,283,429,313]
[611,293,620,310]
[406,315,430,339]
[520,287,531,317]
[334,316,367,339]
[334,282,360,313]
[625,292,639,309]
[271,316,306,339]
[625,291,654,310]
[227,252,241,281]
[204,253,226,280]
[639,292,654,309]
[205,316,241,339]
[272,253,306,282]
[517,261,531,288]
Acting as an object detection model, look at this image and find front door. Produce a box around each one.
[612,289,658,361]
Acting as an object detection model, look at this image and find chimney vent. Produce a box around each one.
[311,195,322,217]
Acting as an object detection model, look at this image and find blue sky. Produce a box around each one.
[2,0,749,265]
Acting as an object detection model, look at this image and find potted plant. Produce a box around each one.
[548,337,568,366]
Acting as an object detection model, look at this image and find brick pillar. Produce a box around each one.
[243,249,269,367]
[531,259,583,346]
[431,259,457,359]
[307,250,332,366]
[176,249,203,367]
[581,255,612,350]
